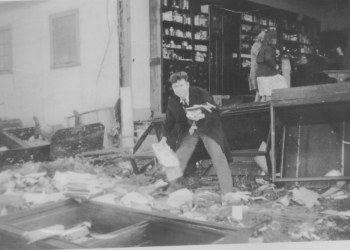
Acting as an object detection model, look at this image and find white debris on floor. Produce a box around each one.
[1,158,350,243]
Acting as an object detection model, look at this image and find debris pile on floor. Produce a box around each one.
[26,135,50,147]
[1,156,350,243]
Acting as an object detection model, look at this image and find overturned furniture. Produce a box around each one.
[221,102,271,174]
[271,82,350,182]
[0,199,248,249]
[0,127,50,167]
[129,102,272,176]
[50,123,105,160]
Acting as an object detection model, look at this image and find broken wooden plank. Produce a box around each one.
[0,199,249,249]
[272,82,350,107]
[86,221,149,248]
[1,130,30,148]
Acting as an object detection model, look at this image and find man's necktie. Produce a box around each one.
[182,99,189,108]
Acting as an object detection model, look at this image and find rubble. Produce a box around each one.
[23,224,65,244]
[26,135,50,147]
[120,191,154,211]
[23,192,66,205]
[152,142,182,181]
[231,205,248,221]
[222,191,251,205]
[291,187,320,208]
[322,209,350,219]
[193,190,221,208]
[167,188,194,209]
[1,154,350,243]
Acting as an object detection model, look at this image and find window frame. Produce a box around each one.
[49,9,80,69]
[0,25,13,74]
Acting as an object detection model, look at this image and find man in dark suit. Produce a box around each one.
[160,71,233,194]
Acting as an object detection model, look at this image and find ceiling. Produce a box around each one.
[292,0,349,9]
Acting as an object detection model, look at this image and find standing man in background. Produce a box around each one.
[160,71,233,194]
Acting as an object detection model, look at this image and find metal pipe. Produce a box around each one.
[274,176,350,182]
[295,116,302,184]
[280,126,286,178]
[341,121,346,175]
[270,104,276,182]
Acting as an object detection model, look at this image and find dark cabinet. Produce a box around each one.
[208,5,241,95]
[159,1,241,111]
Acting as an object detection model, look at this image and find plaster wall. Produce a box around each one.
[0,0,120,127]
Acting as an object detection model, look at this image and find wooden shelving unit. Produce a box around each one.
[239,10,319,68]
[154,0,321,112]
[160,0,210,111]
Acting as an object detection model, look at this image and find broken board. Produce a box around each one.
[0,127,50,167]
[0,199,248,249]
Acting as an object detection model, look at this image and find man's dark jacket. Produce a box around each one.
[162,86,230,159]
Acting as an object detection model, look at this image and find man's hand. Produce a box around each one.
[159,137,167,145]
[203,102,216,112]
[190,102,216,113]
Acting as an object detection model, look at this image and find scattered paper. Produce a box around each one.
[61,222,91,242]
[291,187,320,208]
[231,205,248,221]
[222,191,251,205]
[277,195,291,207]
[167,188,194,208]
[120,191,154,211]
[289,223,320,241]
[23,192,65,205]
[53,171,101,200]
[23,224,65,244]
[152,143,182,181]
[18,162,42,175]
[322,209,350,218]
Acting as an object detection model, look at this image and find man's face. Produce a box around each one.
[172,79,189,99]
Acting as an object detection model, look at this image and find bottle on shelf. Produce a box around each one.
[169,26,174,36]
[194,15,208,27]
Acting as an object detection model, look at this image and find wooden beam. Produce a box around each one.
[118,0,134,148]
[0,130,30,148]
[120,87,134,148]
[149,0,162,116]
[118,0,131,88]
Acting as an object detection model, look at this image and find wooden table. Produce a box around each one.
[271,82,350,182]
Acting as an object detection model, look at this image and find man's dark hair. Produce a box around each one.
[168,71,188,84]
